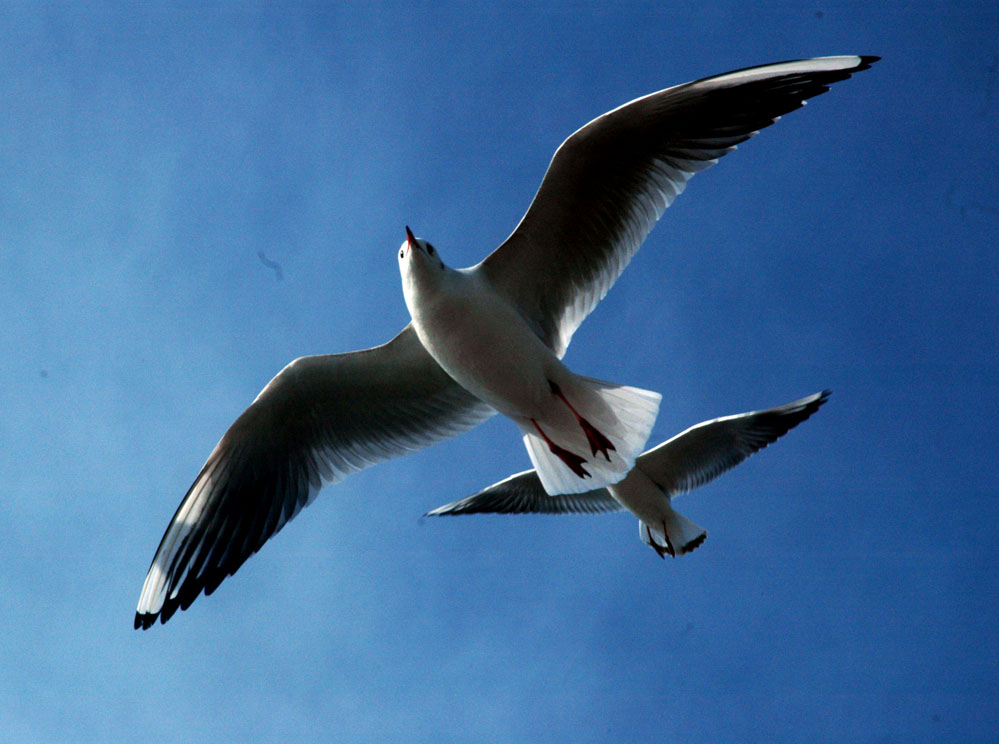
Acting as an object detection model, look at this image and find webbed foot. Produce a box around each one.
[532,419,590,479]
[548,380,617,461]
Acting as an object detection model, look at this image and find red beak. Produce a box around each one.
[405,225,417,250]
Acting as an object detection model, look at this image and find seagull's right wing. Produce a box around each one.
[425,468,623,517]
[135,324,494,629]
[636,391,830,496]
[478,57,878,357]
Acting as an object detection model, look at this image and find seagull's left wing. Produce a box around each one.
[425,469,622,516]
[477,56,878,356]
[135,324,493,629]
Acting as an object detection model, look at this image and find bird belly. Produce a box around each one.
[412,291,558,419]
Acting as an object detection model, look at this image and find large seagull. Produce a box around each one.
[135,56,877,628]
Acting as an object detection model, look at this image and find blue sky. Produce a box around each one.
[1,2,997,742]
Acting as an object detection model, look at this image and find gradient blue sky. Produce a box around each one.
[2,3,997,742]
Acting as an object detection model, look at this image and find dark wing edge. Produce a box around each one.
[478,56,879,356]
[424,468,624,517]
[636,390,831,496]
[135,325,494,629]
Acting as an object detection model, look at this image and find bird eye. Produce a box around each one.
[426,243,435,255]
[400,249,404,258]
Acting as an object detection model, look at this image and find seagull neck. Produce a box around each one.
[401,257,445,317]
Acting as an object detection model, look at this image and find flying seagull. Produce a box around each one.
[135,56,877,629]
[400,225,661,497]
[426,391,830,557]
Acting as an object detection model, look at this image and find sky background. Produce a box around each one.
[1,2,997,742]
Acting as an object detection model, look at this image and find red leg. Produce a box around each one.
[531,419,590,479]
[548,381,616,461]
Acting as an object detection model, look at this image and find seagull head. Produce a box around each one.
[398,226,445,272]
[399,226,447,317]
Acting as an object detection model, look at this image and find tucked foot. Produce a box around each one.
[532,419,590,479]
[548,380,617,461]
[645,524,667,559]
[645,522,676,559]
[579,417,615,461]
[661,520,676,558]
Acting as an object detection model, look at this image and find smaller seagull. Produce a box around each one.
[426,391,829,557]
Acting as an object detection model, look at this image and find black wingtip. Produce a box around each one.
[134,613,154,631]
[857,55,881,69]
[423,503,467,517]
[793,389,831,417]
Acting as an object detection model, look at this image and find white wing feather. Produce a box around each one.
[135,325,493,628]
[477,56,878,356]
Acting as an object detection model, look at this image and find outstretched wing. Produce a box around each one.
[636,391,830,496]
[424,468,623,517]
[135,324,494,628]
[478,57,878,356]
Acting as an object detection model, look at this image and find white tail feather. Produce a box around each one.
[640,503,707,557]
[517,377,660,495]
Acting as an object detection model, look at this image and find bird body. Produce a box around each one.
[400,233,661,495]
[609,468,709,558]
[400,251,554,418]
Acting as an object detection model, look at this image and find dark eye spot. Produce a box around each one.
[400,249,404,258]
[426,243,435,255]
